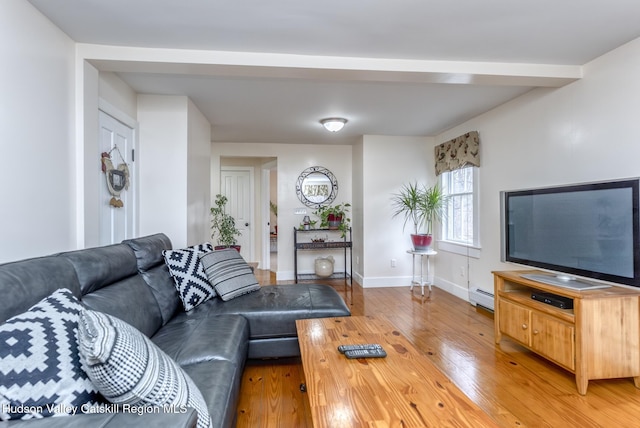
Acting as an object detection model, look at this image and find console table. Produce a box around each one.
[407,249,436,296]
[494,270,640,395]
[293,227,352,284]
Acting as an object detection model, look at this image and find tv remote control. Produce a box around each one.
[344,348,387,359]
[337,344,383,354]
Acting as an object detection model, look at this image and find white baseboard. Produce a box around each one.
[360,275,412,288]
[276,270,295,281]
[277,271,471,305]
[435,276,470,302]
[276,270,352,282]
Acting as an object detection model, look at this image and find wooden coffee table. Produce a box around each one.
[296,315,498,427]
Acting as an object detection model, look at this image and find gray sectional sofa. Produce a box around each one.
[0,233,350,427]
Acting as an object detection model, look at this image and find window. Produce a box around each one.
[440,166,479,252]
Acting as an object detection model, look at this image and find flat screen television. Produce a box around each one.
[500,178,640,289]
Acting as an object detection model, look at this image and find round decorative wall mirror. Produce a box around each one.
[296,166,338,208]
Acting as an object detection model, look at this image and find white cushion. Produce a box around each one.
[77,309,211,428]
[0,289,98,420]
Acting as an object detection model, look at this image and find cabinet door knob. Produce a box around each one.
[533,330,539,335]
[522,324,528,330]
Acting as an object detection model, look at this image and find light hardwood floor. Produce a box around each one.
[237,271,640,427]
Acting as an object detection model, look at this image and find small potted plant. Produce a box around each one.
[391,183,447,251]
[210,194,241,251]
[313,203,351,237]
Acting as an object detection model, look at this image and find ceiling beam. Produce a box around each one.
[80,44,582,88]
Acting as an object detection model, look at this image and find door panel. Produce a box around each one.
[531,312,575,370]
[221,168,253,261]
[99,111,135,245]
[499,300,531,346]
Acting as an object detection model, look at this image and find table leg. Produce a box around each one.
[419,254,425,296]
[410,254,416,293]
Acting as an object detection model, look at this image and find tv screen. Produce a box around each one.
[501,179,640,288]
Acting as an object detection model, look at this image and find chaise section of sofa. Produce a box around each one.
[124,233,352,359]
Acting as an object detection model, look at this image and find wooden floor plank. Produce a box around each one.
[237,272,640,428]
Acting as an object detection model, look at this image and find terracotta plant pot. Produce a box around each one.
[411,234,432,251]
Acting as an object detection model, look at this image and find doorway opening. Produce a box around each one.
[220,156,277,273]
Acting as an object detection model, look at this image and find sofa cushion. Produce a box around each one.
[185,284,351,339]
[61,243,139,296]
[163,243,216,311]
[80,275,163,338]
[0,289,98,420]
[0,257,81,324]
[183,362,243,428]
[123,233,181,325]
[77,309,211,428]
[61,244,164,337]
[199,249,260,301]
[152,314,249,368]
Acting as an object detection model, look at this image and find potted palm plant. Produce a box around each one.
[391,182,448,251]
[210,194,242,251]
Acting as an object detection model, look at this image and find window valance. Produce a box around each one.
[434,131,480,176]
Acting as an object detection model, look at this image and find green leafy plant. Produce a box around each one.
[210,194,241,247]
[421,185,448,235]
[391,183,448,235]
[313,203,351,237]
[269,201,278,217]
[391,182,423,235]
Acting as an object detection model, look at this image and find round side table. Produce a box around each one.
[406,249,437,297]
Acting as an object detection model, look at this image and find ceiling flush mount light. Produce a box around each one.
[320,117,348,132]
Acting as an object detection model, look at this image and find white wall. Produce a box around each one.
[358,135,433,287]
[187,99,212,245]
[433,36,640,300]
[137,95,189,246]
[212,142,352,280]
[136,95,211,249]
[99,72,138,121]
[352,139,364,281]
[79,62,100,248]
[0,1,76,262]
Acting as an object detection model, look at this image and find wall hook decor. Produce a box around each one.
[101,145,130,208]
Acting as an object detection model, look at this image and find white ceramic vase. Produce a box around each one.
[314,256,335,277]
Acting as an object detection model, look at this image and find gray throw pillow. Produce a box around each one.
[0,288,98,420]
[199,249,260,301]
[77,309,211,428]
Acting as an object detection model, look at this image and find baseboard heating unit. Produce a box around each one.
[469,288,494,312]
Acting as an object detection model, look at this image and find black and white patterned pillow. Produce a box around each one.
[199,249,260,301]
[162,243,216,311]
[77,309,211,428]
[0,288,99,420]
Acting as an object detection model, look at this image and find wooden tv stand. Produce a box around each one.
[493,270,640,395]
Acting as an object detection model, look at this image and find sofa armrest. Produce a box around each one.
[2,409,198,428]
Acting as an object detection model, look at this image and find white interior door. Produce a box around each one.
[99,111,135,245]
[221,167,254,261]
